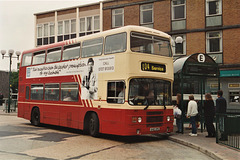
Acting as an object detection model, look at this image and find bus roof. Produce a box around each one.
[22,25,171,55]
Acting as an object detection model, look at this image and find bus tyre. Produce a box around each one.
[31,107,40,126]
[89,113,99,137]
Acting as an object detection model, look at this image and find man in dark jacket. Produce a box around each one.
[216,90,227,141]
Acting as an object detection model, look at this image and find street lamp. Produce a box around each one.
[1,49,21,113]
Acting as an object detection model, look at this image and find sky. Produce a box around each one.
[0,0,99,71]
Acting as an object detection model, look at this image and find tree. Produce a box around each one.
[10,71,19,93]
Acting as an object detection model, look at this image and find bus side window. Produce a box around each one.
[82,37,103,58]
[31,84,44,100]
[107,81,125,104]
[105,32,127,54]
[26,86,30,100]
[32,50,46,65]
[45,83,60,101]
[21,53,32,67]
[61,83,79,102]
[62,43,80,61]
[46,47,62,63]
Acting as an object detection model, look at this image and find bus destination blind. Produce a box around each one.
[141,62,166,73]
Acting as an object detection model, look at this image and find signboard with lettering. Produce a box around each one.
[141,62,166,73]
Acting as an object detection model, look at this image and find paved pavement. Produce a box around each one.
[0,105,239,160]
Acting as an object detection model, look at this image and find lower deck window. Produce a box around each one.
[61,83,79,102]
[31,84,44,100]
[107,81,125,104]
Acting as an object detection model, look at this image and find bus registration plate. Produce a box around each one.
[150,127,160,132]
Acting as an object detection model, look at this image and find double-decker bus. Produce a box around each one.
[18,25,174,136]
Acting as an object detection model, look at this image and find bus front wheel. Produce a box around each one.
[31,107,40,126]
[89,113,99,137]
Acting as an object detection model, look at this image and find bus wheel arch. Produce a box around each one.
[84,111,99,137]
[31,106,40,126]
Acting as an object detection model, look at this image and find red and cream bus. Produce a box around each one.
[18,25,174,136]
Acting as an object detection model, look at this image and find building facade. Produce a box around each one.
[35,0,240,111]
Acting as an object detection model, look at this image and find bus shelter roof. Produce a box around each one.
[174,53,219,77]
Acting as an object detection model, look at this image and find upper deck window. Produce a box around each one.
[82,37,103,58]
[105,33,126,54]
[46,47,62,63]
[21,53,32,67]
[130,32,172,57]
[32,50,45,65]
[63,43,80,60]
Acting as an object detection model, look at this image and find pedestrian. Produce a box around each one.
[204,93,216,137]
[186,95,198,136]
[216,90,227,141]
[174,93,182,133]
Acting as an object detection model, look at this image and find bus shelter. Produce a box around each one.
[173,53,219,133]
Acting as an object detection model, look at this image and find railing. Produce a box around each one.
[2,98,18,112]
[216,113,240,150]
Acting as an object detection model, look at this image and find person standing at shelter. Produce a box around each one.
[186,95,198,136]
[174,93,182,133]
[216,90,227,141]
[204,93,216,137]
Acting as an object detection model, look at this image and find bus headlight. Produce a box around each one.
[138,117,142,123]
[167,116,170,122]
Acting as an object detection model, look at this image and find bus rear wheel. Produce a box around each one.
[89,113,99,137]
[31,107,40,126]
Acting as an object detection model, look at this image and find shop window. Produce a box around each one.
[229,91,240,104]
[107,81,125,104]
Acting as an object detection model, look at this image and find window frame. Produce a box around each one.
[206,31,222,54]
[206,0,222,16]
[140,3,154,27]
[46,47,62,63]
[79,15,100,37]
[21,52,32,67]
[107,81,125,104]
[44,83,60,101]
[81,37,103,58]
[37,22,55,46]
[62,43,81,61]
[104,32,127,55]
[229,90,240,104]
[112,8,124,28]
[30,84,44,100]
[32,50,46,65]
[172,34,186,56]
[61,82,79,102]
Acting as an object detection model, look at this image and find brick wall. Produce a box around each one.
[223,28,240,64]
